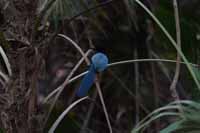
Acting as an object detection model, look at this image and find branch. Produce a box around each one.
[95,77,113,133]
[45,58,199,102]
[169,0,181,100]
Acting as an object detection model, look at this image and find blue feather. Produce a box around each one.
[76,65,96,97]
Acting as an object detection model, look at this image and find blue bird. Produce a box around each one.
[76,53,109,97]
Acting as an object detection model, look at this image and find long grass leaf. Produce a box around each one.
[135,0,200,90]
[0,46,12,76]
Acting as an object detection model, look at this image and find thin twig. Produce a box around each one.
[45,58,199,102]
[0,70,9,83]
[108,59,199,67]
[170,0,181,100]
[146,20,160,131]
[48,96,89,133]
[0,46,12,76]
[95,77,113,133]
[133,48,140,124]
[151,51,188,99]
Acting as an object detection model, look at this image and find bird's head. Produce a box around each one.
[91,53,109,72]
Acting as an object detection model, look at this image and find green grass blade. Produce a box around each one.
[135,0,200,90]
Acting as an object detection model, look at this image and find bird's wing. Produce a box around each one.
[76,65,96,97]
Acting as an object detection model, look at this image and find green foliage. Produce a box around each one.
[193,67,200,82]
[132,100,200,133]
[0,128,4,133]
[160,121,183,133]
[160,101,200,133]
